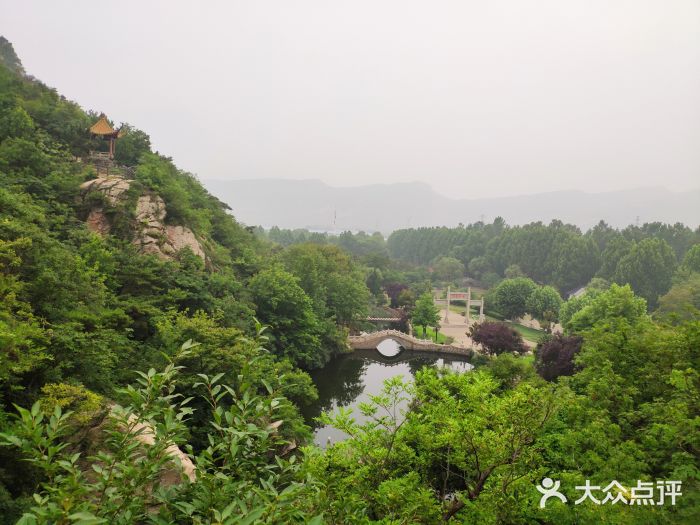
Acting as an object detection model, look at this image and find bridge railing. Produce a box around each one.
[349,329,472,352]
[349,329,409,343]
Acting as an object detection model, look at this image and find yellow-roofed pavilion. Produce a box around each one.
[89,114,122,158]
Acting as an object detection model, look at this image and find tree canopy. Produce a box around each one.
[411,292,440,336]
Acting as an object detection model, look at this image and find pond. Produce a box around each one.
[301,347,474,447]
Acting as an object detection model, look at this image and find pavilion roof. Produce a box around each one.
[89,115,116,136]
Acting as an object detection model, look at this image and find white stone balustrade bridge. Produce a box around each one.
[348,329,474,357]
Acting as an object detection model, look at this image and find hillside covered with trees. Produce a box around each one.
[0,41,371,521]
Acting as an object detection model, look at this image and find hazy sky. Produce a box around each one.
[2,0,699,199]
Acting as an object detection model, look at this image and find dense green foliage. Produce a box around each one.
[387,219,700,307]
[6,302,698,523]
[0,56,371,521]
[1,342,323,524]
[489,277,538,320]
[656,274,700,323]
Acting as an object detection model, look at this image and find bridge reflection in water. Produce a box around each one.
[376,338,403,357]
[301,348,474,447]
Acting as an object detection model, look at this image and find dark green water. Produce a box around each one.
[301,349,474,446]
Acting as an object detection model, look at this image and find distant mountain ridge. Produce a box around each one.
[203,178,700,233]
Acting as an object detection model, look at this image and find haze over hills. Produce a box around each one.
[203,178,700,233]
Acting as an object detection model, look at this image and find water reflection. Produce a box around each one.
[376,338,403,357]
[301,349,473,446]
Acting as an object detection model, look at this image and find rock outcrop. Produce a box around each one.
[85,209,111,236]
[80,175,131,204]
[81,406,196,488]
[124,411,197,483]
[80,174,205,262]
[165,225,206,259]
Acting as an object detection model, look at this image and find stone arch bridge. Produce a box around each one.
[348,330,473,357]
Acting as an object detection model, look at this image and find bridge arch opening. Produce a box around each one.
[376,338,404,358]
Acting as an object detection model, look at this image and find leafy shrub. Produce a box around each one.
[0,342,323,524]
[534,334,583,381]
[39,383,104,425]
[470,321,528,355]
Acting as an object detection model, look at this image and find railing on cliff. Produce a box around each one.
[85,151,135,178]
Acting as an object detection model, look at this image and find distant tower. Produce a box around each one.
[89,114,123,159]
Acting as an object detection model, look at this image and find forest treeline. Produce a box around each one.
[259,220,700,312]
[387,221,699,304]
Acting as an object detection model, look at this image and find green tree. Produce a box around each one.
[319,370,559,522]
[558,289,600,332]
[655,273,700,323]
[247,266,324,368]
[467,256,489,279]
[597,236,632,280]
[504,264,525,278]
[0,37,25,75]
[587,220,619,251]
[613,237,676,308]
[551,235,600,292]
[0,103,34,141]
[113,123,151,166]
[526,285,563,331]
[281,243,369,329]
[432,256,465,283]
[0,342,326,524]
[411,292,440,338]
[567,283,647,333]
[396,288,416,310]
[681,243,700,273]
[491,277,537,320]
[0,237,49,394]
[365,267,384,297]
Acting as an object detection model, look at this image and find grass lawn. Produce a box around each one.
[414,326,448,344]
[519,354,535,366]
[486,316,544,344]
[499,319,541,340]
[446,307,543,343]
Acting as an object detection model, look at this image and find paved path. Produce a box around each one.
[438,309,538,349]
[438,309,474,347]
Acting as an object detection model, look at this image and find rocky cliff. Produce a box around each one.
[80,171,206,262]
